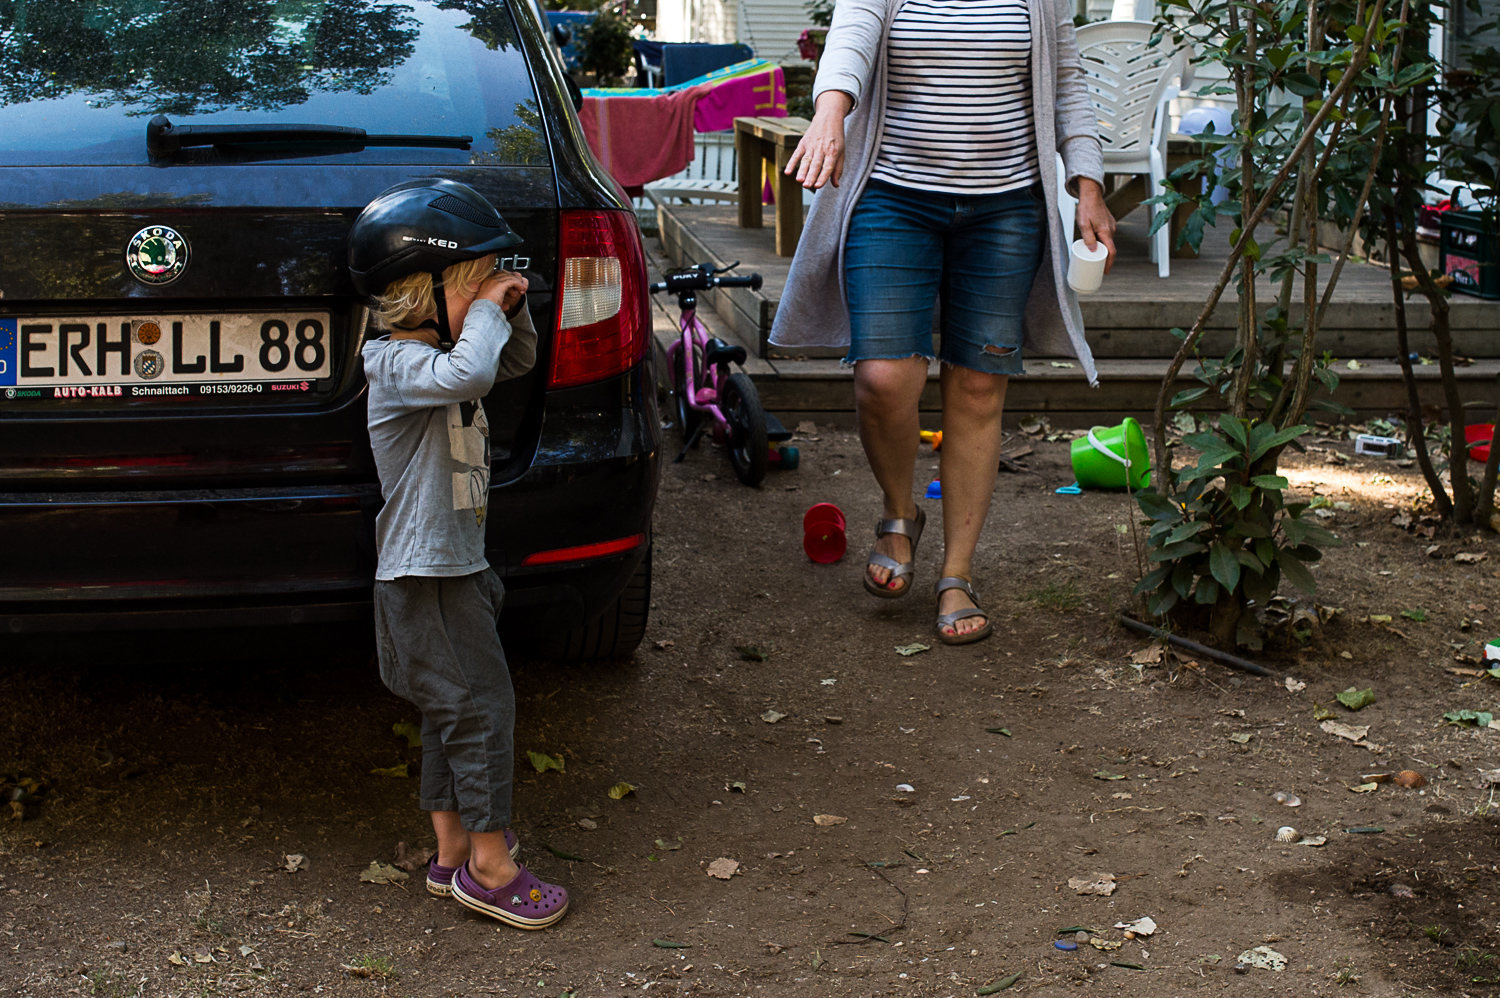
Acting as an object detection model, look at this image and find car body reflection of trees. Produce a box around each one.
[0,0,419,114]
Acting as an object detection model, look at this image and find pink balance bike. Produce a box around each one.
[652,262,792,486]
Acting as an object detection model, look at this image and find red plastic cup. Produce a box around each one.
[802,503,847,564]
[1467,423,1495,463]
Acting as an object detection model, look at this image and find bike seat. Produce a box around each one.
[705,337,747,368]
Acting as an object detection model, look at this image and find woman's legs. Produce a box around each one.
[844,181,948,592]
[854,357,929,589]
[936,366,1009,634]
[932,184,1045,633]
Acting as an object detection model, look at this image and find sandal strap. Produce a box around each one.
[934,576,978,599]
[867,552,913,577]
[875,514,923,542]
[937,606,989,628]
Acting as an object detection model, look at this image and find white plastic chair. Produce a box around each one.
[1056,21,1190,278]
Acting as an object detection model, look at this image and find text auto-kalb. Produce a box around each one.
[53,385,123,398]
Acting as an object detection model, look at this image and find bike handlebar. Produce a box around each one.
[649,264,763,294]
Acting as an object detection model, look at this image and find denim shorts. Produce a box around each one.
[844,178,1046,375]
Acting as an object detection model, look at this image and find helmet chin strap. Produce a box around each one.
[432,270,453,348]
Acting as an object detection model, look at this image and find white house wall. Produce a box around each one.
[656,0,741,44]
[738,0,813,62]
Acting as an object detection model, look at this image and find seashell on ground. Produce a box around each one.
[1393,770,1427,789]
[1271,791,1301,807]
[1275,826,1298,842]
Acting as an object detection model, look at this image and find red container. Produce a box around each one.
[802,503,847,563]
[1467,423,1495,463]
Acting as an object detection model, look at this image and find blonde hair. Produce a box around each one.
[374,254,496,329]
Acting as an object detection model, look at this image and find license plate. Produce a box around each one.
[0,313,332,400]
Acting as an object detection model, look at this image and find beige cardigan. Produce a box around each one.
[768,0,1105,385]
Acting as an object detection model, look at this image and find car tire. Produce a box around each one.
[535,544,651,662]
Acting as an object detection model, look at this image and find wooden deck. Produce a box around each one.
[650,200,1500,427]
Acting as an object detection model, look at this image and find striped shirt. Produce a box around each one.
[871,0,1039,194]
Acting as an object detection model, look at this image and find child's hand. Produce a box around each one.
[478,270,528,315]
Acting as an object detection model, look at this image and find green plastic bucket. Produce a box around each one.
[1070,418,1150,490]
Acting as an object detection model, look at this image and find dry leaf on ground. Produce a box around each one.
[392,841,435,872]
[607,782,636,799]
[368,763,409,778]
[283,853,307,873]
[1284,677,1307,693]
[1068,872,1117,896]
[1129,645,1164,665]
[812,814,847,826]
[706,857,739,879]
[1320,720,1380,750]
[1115,916,1157,937]
[359,861,409,885]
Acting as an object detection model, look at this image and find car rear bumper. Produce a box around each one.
[0,376,661,633]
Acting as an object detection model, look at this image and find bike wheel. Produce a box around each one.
[722,372,769,487]
[673,345,703,442]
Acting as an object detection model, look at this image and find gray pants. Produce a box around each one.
[373,569,513,833]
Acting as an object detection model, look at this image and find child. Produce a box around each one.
[348,180,568,930]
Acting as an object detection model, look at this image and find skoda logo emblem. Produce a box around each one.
[126,225,189,286]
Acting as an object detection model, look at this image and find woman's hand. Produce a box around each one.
[478,270,529,314]
[784,90,853,190]
[1075,178,1117,273]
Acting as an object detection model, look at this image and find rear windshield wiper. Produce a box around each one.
[146,115,472,160]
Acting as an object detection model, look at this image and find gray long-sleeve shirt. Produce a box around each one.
[362,298,538,581]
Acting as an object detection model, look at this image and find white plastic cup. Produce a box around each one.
[1067,238,1109,294]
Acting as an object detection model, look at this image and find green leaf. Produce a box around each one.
[392,721,422,748]
[1283,71,1321,97]
[1400,608,1428,622]
[1209,542,1242,592]
[1134,565,1170,595]
[1229,484,1254,509]
[1336,687,1376,711]
[1135,491,1179,520]
[1149,540,1209,562]
[1228,519,1270,539]
[1444,710,1494,728]
[1194,575,1221,605]
[1250,475,1290,490]
[1170,386,1211,408]
[1166,520,1211,544]
[1172,561,1195,598]
[1346,22,1365,43]
[1249,424,1312,462]
[528,751,566,774]
[1216,414,1248,448]
[1278,550,1318,594]
[1235,548,1265,572]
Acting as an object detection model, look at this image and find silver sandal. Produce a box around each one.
[862,508,926,599]
[934,576,992,645]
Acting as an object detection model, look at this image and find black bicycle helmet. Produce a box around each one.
[348,178,522,343]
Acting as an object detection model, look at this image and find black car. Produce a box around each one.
[0,0,659,659]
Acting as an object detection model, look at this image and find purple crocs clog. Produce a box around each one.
[426,829,520,897]
[451,862,569,929]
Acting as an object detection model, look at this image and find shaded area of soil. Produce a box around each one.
[6,429,1500,996]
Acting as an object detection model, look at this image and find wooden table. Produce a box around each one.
[734,116,810,258]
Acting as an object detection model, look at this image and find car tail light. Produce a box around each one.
[520,533,645,566]
[548,210,650,390]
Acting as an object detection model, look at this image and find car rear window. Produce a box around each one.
[0,0,549,167]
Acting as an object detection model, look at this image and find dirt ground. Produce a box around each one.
[8,421,1500,998]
